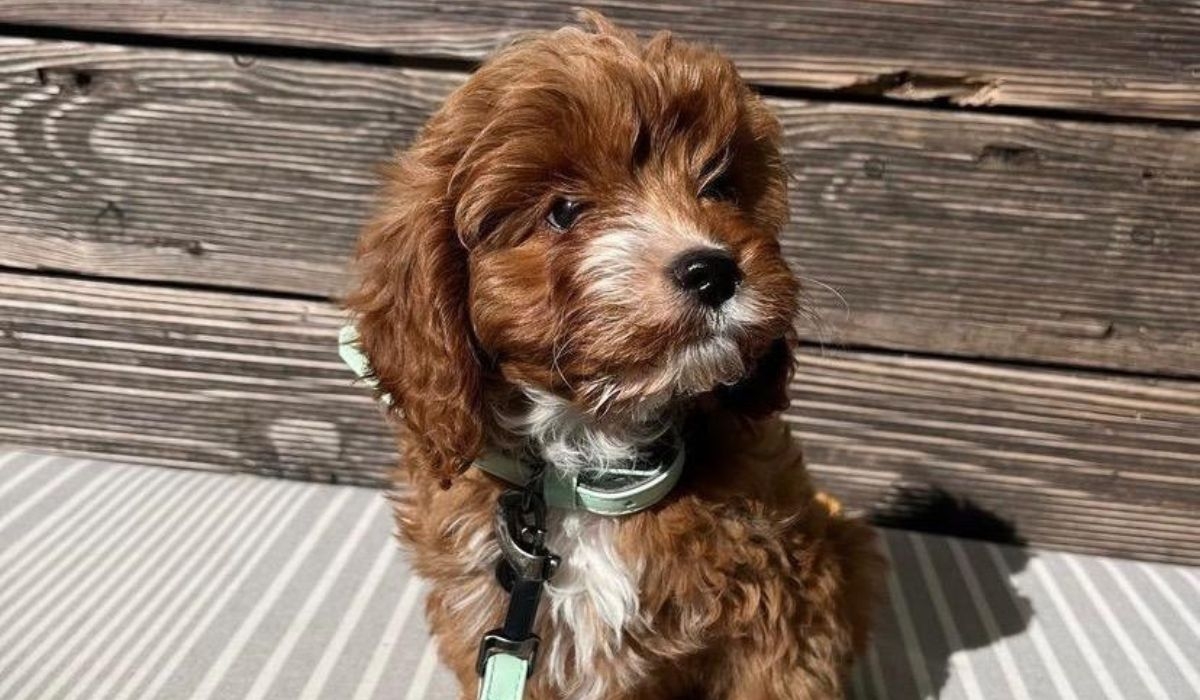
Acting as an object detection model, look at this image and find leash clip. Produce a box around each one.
[494,489,559,584]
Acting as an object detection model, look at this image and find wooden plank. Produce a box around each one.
[2,272,1197,564]
[2,39,1198,376]
[0,272,397,486]
[1,1,1197,120]
[0,39,453,299]
[794,355,1200,565]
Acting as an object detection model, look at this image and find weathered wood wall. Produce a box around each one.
[3,1,1197,119]
[0,2,1196,564]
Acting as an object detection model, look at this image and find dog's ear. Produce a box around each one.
[347,159,482,487]
[717,336,796,419]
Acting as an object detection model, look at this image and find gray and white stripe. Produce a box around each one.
[850,524,1200,699]
[1,450,1197,699]
[0,450,458,700]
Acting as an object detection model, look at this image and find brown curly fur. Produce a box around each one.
[346,12,882,699]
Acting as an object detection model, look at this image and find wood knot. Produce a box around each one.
[863,157,886,180]
[977,144,1040,169]
[36,68,100,95]
[73,71,94,91]
[1130,227,1156,246]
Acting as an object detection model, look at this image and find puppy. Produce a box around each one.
[346,14,881,700]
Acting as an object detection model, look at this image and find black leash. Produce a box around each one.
[476,472,560,688]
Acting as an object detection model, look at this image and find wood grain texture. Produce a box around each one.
[0,271,398,485]
[2,272,1197,564]
[1,1,1197,120]
[2,39,1197,376]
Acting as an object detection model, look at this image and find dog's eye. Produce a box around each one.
[699,171,735,202]
[547,198,583,232]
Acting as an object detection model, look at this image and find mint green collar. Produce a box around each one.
[338,325,391,406]
[474,442,684,516]
[339,325,684,516]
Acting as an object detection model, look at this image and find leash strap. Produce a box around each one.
[480,654,528,700]
[476,489,559,700]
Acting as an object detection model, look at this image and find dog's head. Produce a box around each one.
[348,14,799,482]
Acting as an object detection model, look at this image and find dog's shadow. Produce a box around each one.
[856,485,1034,699]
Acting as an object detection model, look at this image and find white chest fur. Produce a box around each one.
[542,510,645,698]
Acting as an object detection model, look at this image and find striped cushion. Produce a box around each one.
[0,449,1196,699]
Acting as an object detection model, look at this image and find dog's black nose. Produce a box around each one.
[670,249,741,308]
